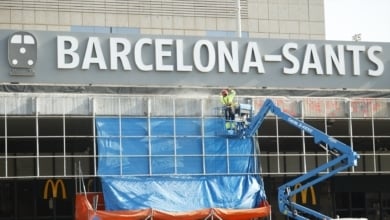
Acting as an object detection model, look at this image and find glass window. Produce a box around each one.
[283,154,301,173]
[374,119,390,136]
[356,154,375,172]
[7,117,36,137]
[303,98,325,117]
[0,156,5,177]
[0,118,4,136]
[258,137,277,152]
[372,99,390,118]
[278,137,303,152]
[277,119,302,136]
[175,99,202,116]
[273,99,301,117]
[326,119,350,136]
[120,97,148,116]
[257,118,276,135]
[15,157,35,177]
[65,117,92,136]
[39,117,63,136]
[0,94,389,178]
[24,35,35,44]
[378,154,390,172]
[325,99,348,117]
[351,99,373,118]
[10,34,22,44]
[352,119,373,136]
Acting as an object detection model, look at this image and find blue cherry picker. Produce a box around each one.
[222,98,360,220]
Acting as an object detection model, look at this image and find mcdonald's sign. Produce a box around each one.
[43,179,67,199]
[291,183,317,205]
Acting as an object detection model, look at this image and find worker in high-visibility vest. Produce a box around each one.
[220,89,237,124]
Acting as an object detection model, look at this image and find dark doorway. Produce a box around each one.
[0,179,74,220]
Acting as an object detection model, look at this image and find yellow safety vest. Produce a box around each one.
[220,90,236,107]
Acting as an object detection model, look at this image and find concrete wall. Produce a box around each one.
[0,0,325,40]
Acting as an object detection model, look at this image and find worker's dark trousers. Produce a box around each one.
[225,107,235,121]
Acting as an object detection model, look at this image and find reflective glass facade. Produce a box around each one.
[1,94,389,178]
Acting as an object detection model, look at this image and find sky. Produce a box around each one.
[324,0,390,42]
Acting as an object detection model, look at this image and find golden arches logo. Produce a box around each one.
[291,183,317,205]
[43,179,67,199]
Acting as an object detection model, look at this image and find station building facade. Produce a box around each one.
[0,0,390,219]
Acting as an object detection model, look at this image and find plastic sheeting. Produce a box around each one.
[75,193,271,220]
[96,117,267,212]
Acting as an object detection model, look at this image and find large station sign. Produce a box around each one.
[1,30,389,89]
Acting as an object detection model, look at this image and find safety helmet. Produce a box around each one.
[221,89,228,97]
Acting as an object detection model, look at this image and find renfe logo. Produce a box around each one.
[8,31,37,76]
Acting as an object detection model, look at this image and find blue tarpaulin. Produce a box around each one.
[96,117,267,212]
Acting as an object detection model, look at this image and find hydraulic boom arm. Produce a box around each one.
[244,99,360,219]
